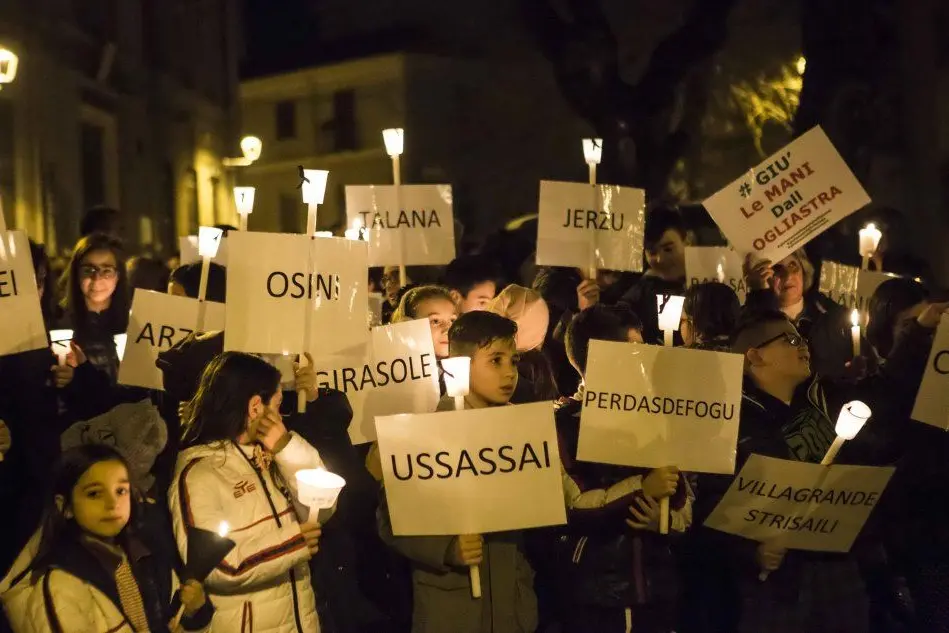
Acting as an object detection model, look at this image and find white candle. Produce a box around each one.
[656,295,685,348]
[858,223,882,258]
[850,309,861,357]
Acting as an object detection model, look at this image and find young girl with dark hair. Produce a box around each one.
[59,233,131,383]
[169,352,325,632]
[0,444,212,632]
[680,282,741,350]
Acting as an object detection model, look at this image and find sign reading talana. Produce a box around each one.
[376,402,567,536]
[703,126,871,262]
[224,231,369,358]
[314,319,441,445]
[118,290,226,390]
[345,184,455,267]
[912,314,949,431]
[0,230,48,357]
[536,181,645,273]
[579,340,744,474]
[704,454,895,553]
[684,247,747,304]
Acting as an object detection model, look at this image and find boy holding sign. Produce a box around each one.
[690,308,943,632]
[378,311,538,633]
[552,305,691,632]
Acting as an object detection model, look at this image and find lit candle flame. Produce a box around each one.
[217,521,230,538]
[850,309,860,328]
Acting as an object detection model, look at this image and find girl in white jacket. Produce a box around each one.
[169,351,324,633]
[0,444,211,633]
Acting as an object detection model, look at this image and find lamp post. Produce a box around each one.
[0,48,18,90]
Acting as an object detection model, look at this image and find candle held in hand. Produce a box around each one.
[850,309,861,357]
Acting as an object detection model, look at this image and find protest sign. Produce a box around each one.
[857,270,900,311]
[376,402,567,536]
[703,126,871,263]
[912,314,949,430]
[118,290,225,390]
[0,230,47,357]
[224,231,369,358]
[314,319,441,445]
[578,340,744,474]
[704,454,894,552]
[346,185,455,267]
[179,235,229,267]
[684,247,747,304]
[536,180,645,273]
[818,260,860,309]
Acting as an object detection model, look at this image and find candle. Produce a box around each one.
[850,309,861,357]
[234,186,255,231]
[217,521,230,538]
[821,400,871,466]
[656,295,685,347]
[441,356,471,411]
[858,223,882,270]
[295,468,347,514]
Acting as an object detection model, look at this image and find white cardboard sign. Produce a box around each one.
[345,185,455,267]
[818,263,900,312]
[376,402,567,536]
[118,290,226,390]
[314,319,441,445]
[703,126,871,262]
[703,454,895,553]
[0,230,48,357]
[912,314,949,430]
[179,235,229,267]
[684,247,748,304]
[579,340,744,474]
[536,180,645,273]
[224,232,369,358]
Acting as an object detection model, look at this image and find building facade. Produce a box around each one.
[0,0,242,255]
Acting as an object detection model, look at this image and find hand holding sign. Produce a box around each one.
[642,466,680,499]
[743,254,775,292]
[626,496,661,531]
[294,352,319,403]
[448,534,484,567]
[756,541,787,574]
[577,278,600,311]
[917,301,949,329]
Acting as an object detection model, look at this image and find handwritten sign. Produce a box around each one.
[912,314,949,430]
[703,126,871,262]
[0,230,48,357]
[704,454,895,552]
[579,340,744,474]
[376,402,567,536]
[345,185,455,267]
[118,290,226,390]
[536,181,645,273]
[315,319,441,445]
[684,247,747,304]
[224,232,369,358]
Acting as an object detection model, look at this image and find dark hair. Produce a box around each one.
[448,311,518,357]
[214,224,238,237]
[29,239,55,325]
[683,282,741,343]
[867,278,929,358]
[28,445,136,579]
[516,349,560,402]
[730,309,792,355]
[565,305,642,376]
[181,352,281,448]
[443,255,499,297]
[644,206,687,250]
[170,262,227,303]
[80,206,121,238]
[392,284,454,323]
[60,232,130,334]
[127,256,171,293]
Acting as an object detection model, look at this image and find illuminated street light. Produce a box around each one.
[796,56,806,75]
[240,136,262,162]
[0,48,19,89]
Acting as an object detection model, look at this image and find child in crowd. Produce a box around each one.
[0,444,212,633]
[680,282,741,351]
[442,255,499,313]
[392,285,458,359]
[169,352,325,632]
[378,311,538,633]
[168,262,227,304]
[550,305,691,633]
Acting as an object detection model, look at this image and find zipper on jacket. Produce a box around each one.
[289,568,305,633]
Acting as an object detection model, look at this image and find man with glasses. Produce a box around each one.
[683,306,945,633]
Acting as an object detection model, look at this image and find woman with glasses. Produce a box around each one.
[58,233,130,383]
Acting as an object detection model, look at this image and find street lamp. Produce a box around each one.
[223,135,263,167]
[0,48,18,89]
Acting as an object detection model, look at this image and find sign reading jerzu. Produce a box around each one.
[703,126,871,263]
[704,454,894,553]
[376,402,567,536]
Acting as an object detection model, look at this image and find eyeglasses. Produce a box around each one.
[756,331,806,349]
[79,265,117,280]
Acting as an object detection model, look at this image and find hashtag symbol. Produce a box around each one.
[738,182,752,198]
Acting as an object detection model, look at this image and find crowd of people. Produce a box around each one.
[0,202,946,633]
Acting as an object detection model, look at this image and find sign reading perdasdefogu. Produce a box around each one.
[345,185,455,267]
[912,314,949,430]
[315,319,441,445]
[118,290,225,390]
[376,402,567,536]
[0,230,48,357]
[224,231,369,357]
[703,454,895,553]
[536,181,645,273]
[684,247,747,304]
[703,126,870,263]
[578,340,744,474]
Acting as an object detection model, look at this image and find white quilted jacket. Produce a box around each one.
[169,434,324,633]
